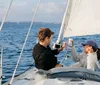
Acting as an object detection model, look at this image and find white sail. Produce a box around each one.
[57,0,100,43]
[56,0,73,43]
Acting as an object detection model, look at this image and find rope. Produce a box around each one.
[60,51,68,65]
[60,44,68,65]
[0,0,14,31]
[9,0,41,84]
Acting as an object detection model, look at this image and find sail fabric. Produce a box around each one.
[64,0,100,37]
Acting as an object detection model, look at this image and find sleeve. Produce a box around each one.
[71,46,83,62]
[51,49,59,55]
[70,62,81,67]
[47,46,59,55]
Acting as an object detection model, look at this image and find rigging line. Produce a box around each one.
[9,0,41,85]
[60,43,70,66]
[0,47,3,85]
[0,0,14,31]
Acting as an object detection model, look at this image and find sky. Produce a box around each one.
[0,0,67,23]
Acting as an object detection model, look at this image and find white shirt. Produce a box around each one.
[87,52,100,71]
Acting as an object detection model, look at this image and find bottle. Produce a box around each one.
[67,38,73,47]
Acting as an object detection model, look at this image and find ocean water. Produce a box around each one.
[0,22,100,83]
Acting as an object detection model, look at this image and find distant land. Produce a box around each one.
[0,21,61,25]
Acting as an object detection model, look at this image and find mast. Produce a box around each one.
[56,0,73,44]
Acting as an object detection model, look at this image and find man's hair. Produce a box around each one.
[38,28,54,42]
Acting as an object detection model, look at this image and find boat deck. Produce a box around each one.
[3,67,100,85]
[3,68,38,85]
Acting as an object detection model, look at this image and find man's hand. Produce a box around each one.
[55,64,63,67]
[58,42,66,52]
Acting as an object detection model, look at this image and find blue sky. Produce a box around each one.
[0,0,67,23]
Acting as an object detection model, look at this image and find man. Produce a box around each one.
[33,28,65,70]
[70,40,100,71]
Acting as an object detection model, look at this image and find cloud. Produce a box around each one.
[34,1,67,22]
[33,1,66,14]
[0,0,67,22]
[0,0,35,21]
[0,0,8,21]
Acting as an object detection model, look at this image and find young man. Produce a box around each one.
[33,28,65,70]
[70,40,100,71]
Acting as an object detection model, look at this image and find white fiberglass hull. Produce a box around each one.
[3,67,100,85]
[35,78,100,85]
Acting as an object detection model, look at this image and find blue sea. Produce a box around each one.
[0,22,100,84]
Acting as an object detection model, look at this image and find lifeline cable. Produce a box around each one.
[9,0,41,84]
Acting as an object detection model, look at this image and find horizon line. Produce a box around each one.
[0,21,61,24]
